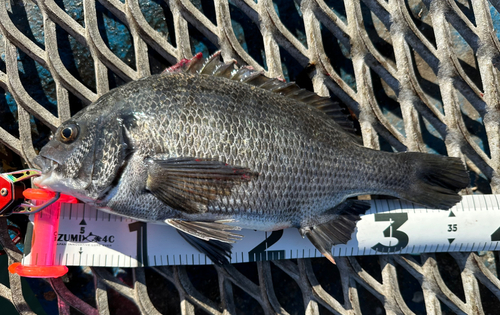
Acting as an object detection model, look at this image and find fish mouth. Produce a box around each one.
[32,155,96,204]
[32,155,60,190]
[33,154,56,174]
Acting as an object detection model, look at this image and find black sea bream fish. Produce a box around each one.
[33,52,469,264]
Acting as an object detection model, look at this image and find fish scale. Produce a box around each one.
[33,53,469,265]
[167,76,328,213]
[101,74,435,217]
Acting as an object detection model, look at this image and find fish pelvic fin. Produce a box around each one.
[176,229,233,265]
[299,200,370,265]
[166,219,243,243]
[398,153,469,209]
[146,157,258,214]
[167,219,243,265]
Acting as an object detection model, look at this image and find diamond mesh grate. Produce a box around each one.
[1,0,500,314]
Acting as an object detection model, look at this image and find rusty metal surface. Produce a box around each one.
[0,0,500,314]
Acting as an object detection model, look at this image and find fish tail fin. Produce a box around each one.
[300,200,371,264]
[398,153,469,209]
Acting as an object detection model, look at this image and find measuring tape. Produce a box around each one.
[21,194,500,267]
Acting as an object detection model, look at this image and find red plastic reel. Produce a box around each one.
[0,176,13,212]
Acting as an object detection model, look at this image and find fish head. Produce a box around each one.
[33,98,131,204]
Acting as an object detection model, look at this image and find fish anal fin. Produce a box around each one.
[300,200,370,264]
[147,157,258,214]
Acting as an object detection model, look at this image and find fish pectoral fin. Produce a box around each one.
[166,219,243,243]
[299,200,370,264]
[146,158,258,214]
[176,230,233,265]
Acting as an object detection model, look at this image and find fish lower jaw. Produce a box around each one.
[33,172,59,190]
[33,172,95,204]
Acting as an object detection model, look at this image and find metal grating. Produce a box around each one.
[0,0,500,314]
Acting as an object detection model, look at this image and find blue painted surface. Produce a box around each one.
[272,0,307,48]
[491,6,500,39]
[96,2,136,71]
[324,0,348,23]
[54,0,84,27]
[8,1,45,48]
[139,0,175,45]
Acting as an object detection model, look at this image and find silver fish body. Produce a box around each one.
[33,54,469,264]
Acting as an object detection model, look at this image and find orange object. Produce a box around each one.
[9,188,77,278]
[9,262,68,278]
[22,188,55,201]
[23,188,77,203]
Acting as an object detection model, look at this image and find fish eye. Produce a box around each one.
[59,123,79,144]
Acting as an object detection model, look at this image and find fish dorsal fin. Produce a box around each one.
[164,51,356,134]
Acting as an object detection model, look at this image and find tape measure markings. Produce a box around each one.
[22,194,500,267]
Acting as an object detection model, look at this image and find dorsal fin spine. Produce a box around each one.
[165,51,358,135]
